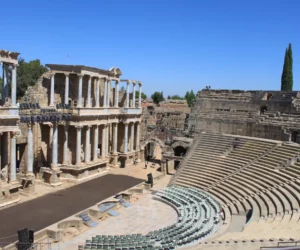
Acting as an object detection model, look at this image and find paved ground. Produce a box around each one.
[0,174,143,246]
[53,191,178,250]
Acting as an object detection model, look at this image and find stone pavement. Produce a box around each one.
[53,192,178,250]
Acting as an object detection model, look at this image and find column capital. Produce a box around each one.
[86,125,92,129]
[107,77,111,81]
[50,72,56,77]
[138,82,142,87]
[12,63,17,69]
[75,125,82,131]
[27,122,33,129]
[123,121,129,125]
[10,131,17,138]
[132,81,136,86]
[64,125,69,131]
[126,81,130,85]
[78,74,84,78]
[64,73,70,76]
[87,75,91,79]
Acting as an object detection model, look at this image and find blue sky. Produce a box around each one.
[0,0,299,97]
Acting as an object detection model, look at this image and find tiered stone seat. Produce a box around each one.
[171,133,300,243]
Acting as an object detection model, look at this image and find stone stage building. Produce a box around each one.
[0,49,144,205]
[0,50,21,205]
[188,89,300,142]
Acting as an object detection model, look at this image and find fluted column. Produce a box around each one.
[96,78,100,107]
[114,80,119,107]
[64,73,69,105]
[101,125,106,158]
[136,122,140,151]
[132,82,136,107]
[106,124,110,155]
[10,132,17,181]
[78,75,83,107]
[130,122,134,152]
[52,123,58,167]
[50,73,55,106]
[107,79,111,107]
[27,124,33,173]
[63,125,69,164]
[1,63,8,105]
[126,81,130,108]
[93,125,99,161]
[85,126,91,162]
[76,126,82,165]
[113,123,118,153]
[103,78,107,107]
[124,123,128,153]
[138,82,142,108]
[87,76,92,107]
[11,64,17,106]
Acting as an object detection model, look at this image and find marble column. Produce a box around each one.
[138,83,142,108]
[10,132,17,181]
[103,79,107,107]
[101,125,106,158]
[64,73,69,105]
[126,81,130,108]
[114,81,119,107]
[93,125,99,161]
[76,126,82,165]
[1,132,8,176]
[124,123,128,153]
[50,73,55,106]
[27,124,33,173]
[96,78,100,107]
[107,79,111,107]
[52,123,58,166]
[63,125,69,164]
[78,75,83,107]
[136,122,140,151]
[106,124,110,155]
[130,122,134,152]
[87,76,92,107]
[11,64,17,106]
[85,126,91,163]
[113,123,118,153]
[132,82,136,107]
[1,63,8,105]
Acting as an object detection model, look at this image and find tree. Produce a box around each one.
[135,90,147,100]
[185,90,196,107]
[281,43,293,91]
[151,91,164,104]
[170,95,184,100]
[17,58,48,98]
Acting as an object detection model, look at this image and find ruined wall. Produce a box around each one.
[189,89,300,141]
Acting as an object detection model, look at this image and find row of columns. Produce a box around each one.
[0,132,17,182]
[49,73,143,108]
[1,63,17,106]
[123,122,140,153]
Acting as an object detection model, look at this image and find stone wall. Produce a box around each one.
[189,89,300,141]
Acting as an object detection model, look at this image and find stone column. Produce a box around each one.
[63,125,69,164]
[11,64,17,106]
[1,63,8,105]
[138,82,142,108]
[113,123,118,153]
[96,78,100,107]
[78,75,83,107]
[27,124,34,173]
[64,73,69,105]
[132,82,136,107]
[136,122,140,151]
[106,124,110,155]
[114,80,119,107]
[50,73,55,106]
[10,132,17,181]
[52,123,58,167]
[87,76,92,107]
[85,126,91,163]
[93,125,99,161]
[103,79,107,107]
[76,126,82,165]
[101,125,106,158]
[130,122,134,152]
[126,81,130,108]
[107,79,111,107]
[124,123,128,153]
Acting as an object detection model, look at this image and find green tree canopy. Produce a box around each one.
[17,58,48,99]
[281,43,293,91]
[135,90,147,100]
[185,90,196,107]
[151,91,164,104]
[170,95,184,100]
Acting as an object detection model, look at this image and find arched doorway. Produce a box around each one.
[260,106,267,114]
[141,137,166,166]
[291,131,299,143]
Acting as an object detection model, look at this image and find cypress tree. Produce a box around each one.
[287,43,293,90]
[281,48,290,91]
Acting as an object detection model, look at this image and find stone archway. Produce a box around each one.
[141,137,167,163]
[171,141,189,170]
[171,141,190,151]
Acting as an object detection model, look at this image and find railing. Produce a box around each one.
[260,240,300,249]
